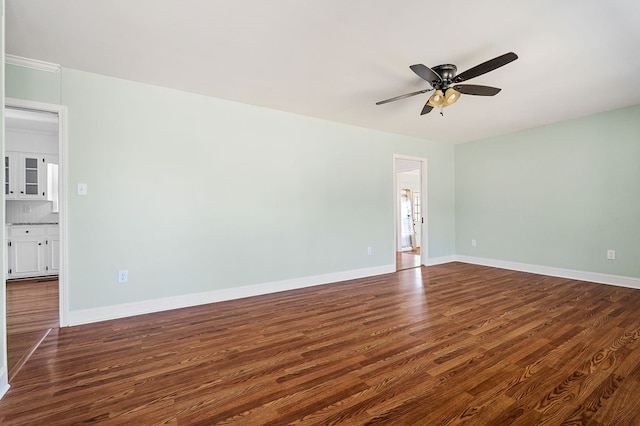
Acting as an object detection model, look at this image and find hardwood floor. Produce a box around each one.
[2,263,640,424]
[396,248,421,271]
[5,278,59,381]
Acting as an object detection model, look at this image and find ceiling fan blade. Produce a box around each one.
[420,103,433,115]
[454,52,518,83]
[453,84,502,96]
[410,64,442,86]
[376,89,431,105]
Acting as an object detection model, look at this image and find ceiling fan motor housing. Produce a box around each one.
[432,64,457,89]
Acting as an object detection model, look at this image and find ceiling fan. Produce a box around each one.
[376,52,518,116]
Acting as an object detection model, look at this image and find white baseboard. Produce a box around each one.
[455,255,640,289]
[0,367,9,400]
[67,264,395,326]
[424,255,457,266]
[64,256,640,327]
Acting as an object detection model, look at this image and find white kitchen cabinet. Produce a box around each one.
[5,151,48,200]
[7,224,59,279]
[46,232,60,274]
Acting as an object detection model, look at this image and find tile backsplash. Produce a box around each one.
[6,200,59,224]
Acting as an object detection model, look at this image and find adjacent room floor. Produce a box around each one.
[5,277,59,382]
[396,247,421,271]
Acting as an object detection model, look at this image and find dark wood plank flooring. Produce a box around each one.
[2,263,640,425]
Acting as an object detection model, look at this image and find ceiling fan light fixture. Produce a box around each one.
[444,88,461,107]
[427,90,444,107]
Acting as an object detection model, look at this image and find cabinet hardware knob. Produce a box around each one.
[25,230,29,233]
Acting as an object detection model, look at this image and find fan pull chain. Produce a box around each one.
[440,104,444,116]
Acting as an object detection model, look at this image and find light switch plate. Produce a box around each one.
[77,183,88,196]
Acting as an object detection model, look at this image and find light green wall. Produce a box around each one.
[5,63,61,104]
[6,59,639,321]
[5,65,456,311]
[456,105,640,278]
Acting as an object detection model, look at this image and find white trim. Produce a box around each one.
[421,162,428,266]
[454,255,640,289]
[393,154,428,267]
[43,252,640,326]
[4,98,69,326]
[67,264,395,326]
[5,55,60,73]
[425,255,457,266]
[58,107,69,327]
[0,367,9,399]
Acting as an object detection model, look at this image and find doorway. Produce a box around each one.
[4,99,67,381]
[394,156,426,271]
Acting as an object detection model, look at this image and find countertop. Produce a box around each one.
[6,222,59,226]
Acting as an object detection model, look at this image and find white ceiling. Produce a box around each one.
[6,0,640,144]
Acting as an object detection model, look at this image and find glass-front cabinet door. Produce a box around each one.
[5,154,17,199]
[5,156,11,196]
[5,151,47,200]
[24,156,40,196]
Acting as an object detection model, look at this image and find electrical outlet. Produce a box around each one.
[607,250,616,260]
[471,239,477,247]
[118,270,129,283]
[23,204,32,213]
[367,246,372,255]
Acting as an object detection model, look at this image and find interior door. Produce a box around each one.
[412,192,421,248]
[399,189,414,251]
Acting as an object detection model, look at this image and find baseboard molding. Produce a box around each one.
[0,367,9,400]
[63,256,640,327]
[456,255,640,290]
[67,264,395,326]
[424,255,457,266]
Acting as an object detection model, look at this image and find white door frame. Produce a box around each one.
[5,97,69,327]
[393,154,428,266]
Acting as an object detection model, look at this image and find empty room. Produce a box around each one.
[1,0,639,424]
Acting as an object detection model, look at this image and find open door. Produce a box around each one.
[4,99,67,382]
[394,156,426,271]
